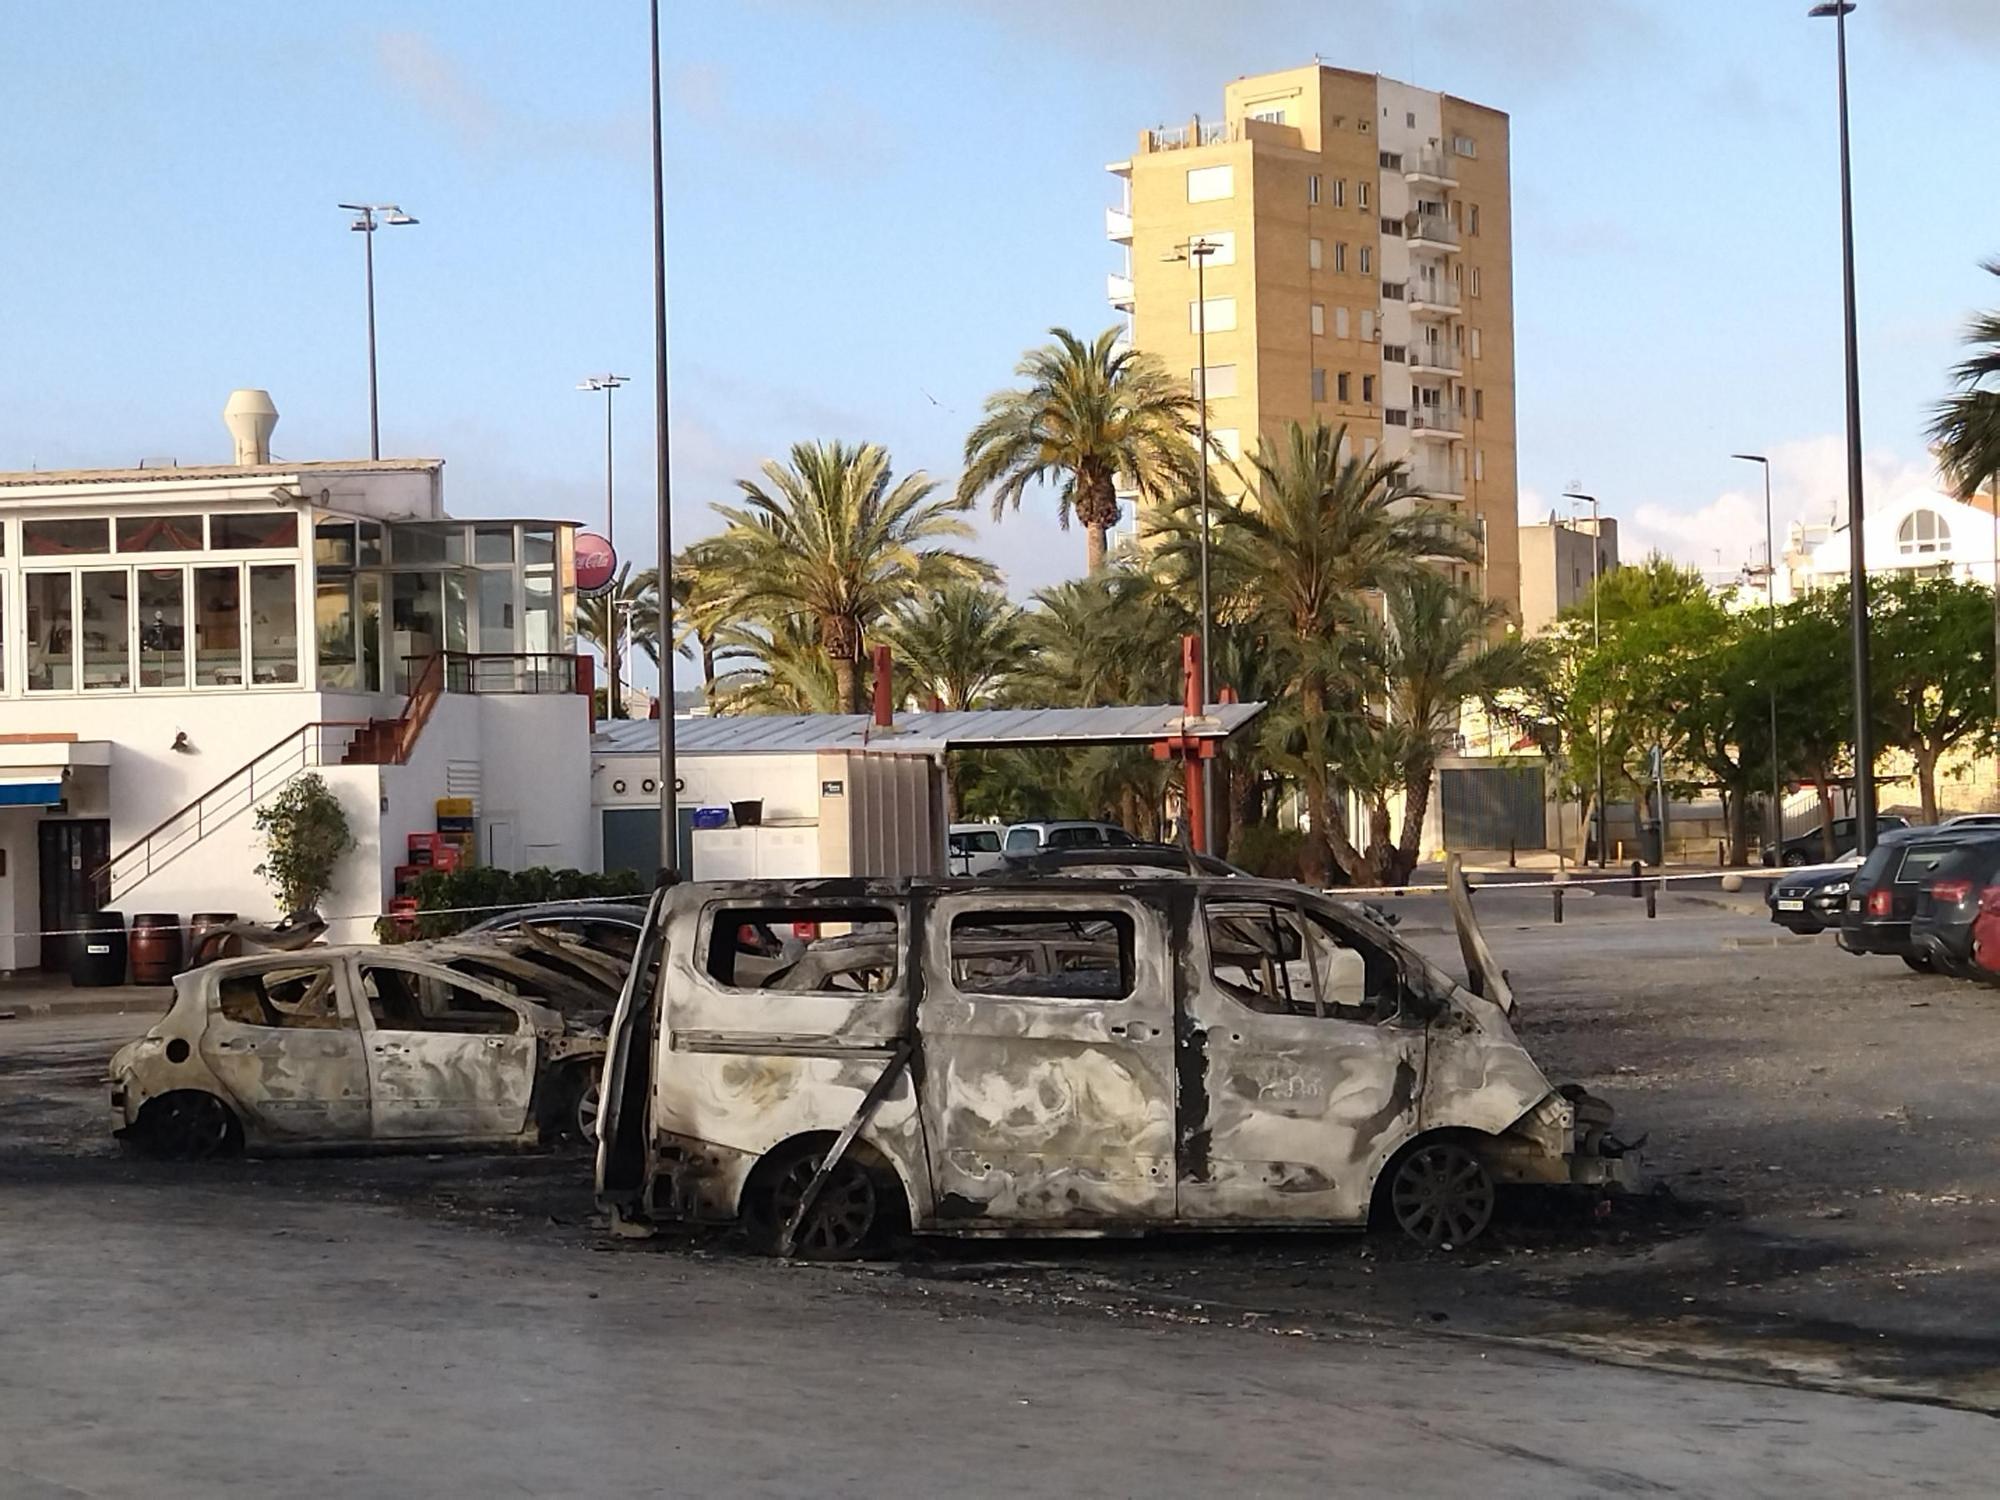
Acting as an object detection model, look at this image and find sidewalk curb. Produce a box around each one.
[0,995,172,1023]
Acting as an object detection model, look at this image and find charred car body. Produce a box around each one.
[110,943,612,1158]
[594,873,1639,1254]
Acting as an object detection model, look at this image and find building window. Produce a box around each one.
[1359,246,1372,276]
[1193,230,1236,266]
[1333,241,1347,273]
[1331,179,1346,207]
[1380,216,1404,237]
[1308,173,1320,204]
[1211,428,1243,461]
[23,519,109,557]
[1898,509,1951,556]
[1383,344,1407,363]
[210,512,299,550]
[195,565,243,686]
[1470,267,1482,298]
[1308,237,1323,271]
[1186,164,1234,202]
[1470,328,1483,359]
[25,573,73,692]
[1378,150,1403,170]
[1249,106,1287,124]
[1191,364,1238,399]
[138,567,188,688]
[1385,408,1408,426]
[1311,368,1327,403]
[1473,388,1486,420]
[1336,372,1351,402]
[1474,449,1486,482]
[317,575,358,691]
[1310,304,1325,336]
[118,515,203,553]
[1453,134,1477,157]
[1382,281,1405,300]
[1360,309,1375,342]
[1362,374,1376,404]
[1334,306,1350,339]
[1358,181,1370,209]
[1189,296,1237,332]
[1469,204,1481,237]
[80,570,130,691]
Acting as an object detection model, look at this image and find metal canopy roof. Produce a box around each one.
[593,701,1267,758]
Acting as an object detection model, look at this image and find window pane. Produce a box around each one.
[24,519,108,556]
[522,527,555,566]
[392,526,448,565]
[948,910,1134,1000]
[444,573,469,654]
[479,569,516,653]
[80,570,130,690]
[194,565,243,686]
[702,905,901,993]
[137,568,188,688]
[210,512,298,550]
[523,569,555,653]
[249,565,299,684]
[358,572,383,691]
[118,515,204,552]
[356,522,384,566]
[25,573,72,691]
[316,577,358,690]
[313,519,357,568]
[391,572,443,692]
[474,526,515,564]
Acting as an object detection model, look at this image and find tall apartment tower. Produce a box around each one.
[1108,63,1520,616]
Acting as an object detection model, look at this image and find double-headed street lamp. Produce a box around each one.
[1562,492,1608,867]
[1809,0,1876,854]
[1732,454,1785,864]
[1166,236,1221,853]
[337,203,418,461]
[580,374,631,718]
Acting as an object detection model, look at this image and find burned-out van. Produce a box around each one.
[594,873,1638,1255]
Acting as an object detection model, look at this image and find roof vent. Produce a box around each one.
[222,389,278,466]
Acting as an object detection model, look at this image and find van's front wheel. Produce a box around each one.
[755,1143,892,1260]
[1387,1140,1495,1249]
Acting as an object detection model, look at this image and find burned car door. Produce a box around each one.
[916,889,1176,1228]
[203,958,371,1140]
[353,958,536,1140]
[1175,896,1424,1226]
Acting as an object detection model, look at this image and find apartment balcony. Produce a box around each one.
[1406,212,1460,251]
[1106,271,1134,311]
[1409,407,1464,440]
[1105,206,1132,243]
[1405,149,1459,188]
[1408,343,1463,376]
[1408,280,1462,314]
[1408,465,1465,499]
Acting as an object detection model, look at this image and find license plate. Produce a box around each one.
[1848,897,1863,911]
[1777,899,1805,911]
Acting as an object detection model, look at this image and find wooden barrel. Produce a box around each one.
[69,911,128,988]
[130,914,184,985]
[186,911,240,970]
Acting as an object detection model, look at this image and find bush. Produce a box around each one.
[1230,822,1305,882]
[254,773,355,919]
[381,864,647,941]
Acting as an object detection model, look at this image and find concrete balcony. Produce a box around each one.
[1408,280,1462,314]
[1408,465,1465,498]
[1106,272,1134,311]
[1409,407,1464,440]
[1105,206,1132,243]
[1405,149,1459,188]
[1407,212,1460,251]
[1408,343,1463,376]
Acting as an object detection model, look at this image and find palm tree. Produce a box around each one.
[1164,421,1478,884]
[1930,258,2000,508]
[710,442,992,713]
[881,582,1024,710]
[668,538,734,703]
[959,327,1203,574]
[575,563,660,718]
[711,612,849,715]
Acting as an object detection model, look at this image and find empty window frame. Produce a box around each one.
[701,904,902,994]
[948,909,1136,1002]
[359,966,520,1034]
[1311,368,1328,403]
[1203,902,1397,1023]
[217,964,349,1029]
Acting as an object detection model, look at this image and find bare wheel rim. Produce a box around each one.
[155,1095,233,1160]
[575,1081,601,1141]
[773,1155,878,1256]
[1390,1144,1494,1248]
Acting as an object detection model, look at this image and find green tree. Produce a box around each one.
[882,582,1025,710]
[959,327,1203,574]
[711,441,991,713]
[1768,594,1853,857]
[1870,575,1995,822]
[254,773,355,919]
[575,563,660,719]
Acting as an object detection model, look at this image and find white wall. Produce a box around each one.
[472,694,594,869]
[0,811,41,970]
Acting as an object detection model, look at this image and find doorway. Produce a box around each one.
[38,819,110,972]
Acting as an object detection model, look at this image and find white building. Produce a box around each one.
[1778,486,2000,605]
[0,390,595,971]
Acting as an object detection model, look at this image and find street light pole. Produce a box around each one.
[338,203,418,460]
[1564,491,1606,867]
[1810,0,1875,854]
[580,375,631,720]
[1166,237,1220,854]
[1733,454,1783,863]
[649,0,679,877]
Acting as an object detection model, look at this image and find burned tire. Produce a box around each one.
[537,1063,600,1148]
[130,1091,242,1161]
[751,1139,901,1261]
[1385,1140,1495,1249]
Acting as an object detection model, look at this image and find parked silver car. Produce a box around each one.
[594,870,1639,1255]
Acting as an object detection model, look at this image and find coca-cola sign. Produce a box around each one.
[575,530,618,595]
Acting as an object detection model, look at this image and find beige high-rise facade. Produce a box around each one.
[1109,64,1520,617]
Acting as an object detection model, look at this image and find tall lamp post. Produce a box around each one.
[580,374,631,719]
[1733,454,1784,863]
[337,203,418,460]
[648,0,679,876]
[1166,237,1220,853]
[1563,492,1607,867]
[1809,0,1876,854]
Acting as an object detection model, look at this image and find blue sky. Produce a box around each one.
[4,1,1997,662]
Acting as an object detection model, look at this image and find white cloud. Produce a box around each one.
[373,30,648,164]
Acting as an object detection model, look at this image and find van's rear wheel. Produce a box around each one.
[757,1144,889,1260]
[1388,1141,1495,1249]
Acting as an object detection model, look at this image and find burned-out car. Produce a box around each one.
[110,946,609,1158]
[594,873,1640,1255]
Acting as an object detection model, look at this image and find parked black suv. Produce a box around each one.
[1907,837,2000,977]
[1839,827,1986,969]
[1766,814,1910,867]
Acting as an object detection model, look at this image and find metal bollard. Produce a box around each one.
[1717,839,1726,866]
[1646,882,1657,919]
[1552,886,1564,924]
[1508,839,1517,869]
[1630,859,1643,897]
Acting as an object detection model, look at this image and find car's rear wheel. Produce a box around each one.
[537,1062,600,1147]
[131,1091,242,1161]
[1386,1140,1496,1249]
[1901,952,1934,973]
[1782,849,1809,867]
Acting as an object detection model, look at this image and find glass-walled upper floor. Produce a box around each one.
[0,504,577,700]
